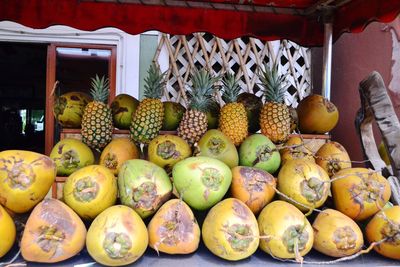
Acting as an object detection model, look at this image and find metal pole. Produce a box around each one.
[322,21,333,100]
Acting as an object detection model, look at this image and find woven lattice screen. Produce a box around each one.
[153,33,312,108]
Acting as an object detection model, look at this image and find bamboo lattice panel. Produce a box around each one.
[154,33,312,107]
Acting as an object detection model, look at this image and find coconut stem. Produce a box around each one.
[273,187,326,215]
[0,249,22,266]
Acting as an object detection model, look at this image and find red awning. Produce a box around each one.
[1,0,400,46]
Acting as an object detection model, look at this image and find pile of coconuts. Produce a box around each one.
[1,95,400,266]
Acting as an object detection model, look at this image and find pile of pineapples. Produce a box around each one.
[79,62,296,152]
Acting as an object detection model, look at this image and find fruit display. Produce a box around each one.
[111,93,139,129]
[20,199,86,263]
[53,91,91,128]
[197,129,239,168]
[258,64,291,143]
[99,137,140,175]
[218,72,248,146]
[297,94,339,134]
[50,138,95,176]
[3,67,399,267]
[130,63,165,144]
[162,101,186,131]
[86,205,148,266]
[202,198,259,261]
[63,165,117,220]
[118,159,172,218]
[0,150,56,213]
[147,199,200,254]
[81,75,114,150]
[178,68,219,146]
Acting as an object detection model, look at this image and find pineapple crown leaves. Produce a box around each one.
[90,74,109,103]
[143,63,166,99]
[258,63,289,104]
[187,68,220,112]
[221,72,241,104]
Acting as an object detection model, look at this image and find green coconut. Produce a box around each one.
[172,156,232,210]
[237,92,263,133]
[206,101,220,129]
[162,101,186,131]
[111,94,139,129]
[239,134,281,174]
[50,138,95,176]
[53,92,91,128]
[118,159,172,219]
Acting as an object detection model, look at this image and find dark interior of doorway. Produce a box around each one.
[0,42,47,153]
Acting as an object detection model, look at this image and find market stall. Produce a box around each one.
[1,1,400,266]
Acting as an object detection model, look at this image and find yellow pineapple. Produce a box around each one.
[178,68,218,146]
[81,75,113,151]
[130,63,165,144]
[258,64,291,143]
[218,72,248,146]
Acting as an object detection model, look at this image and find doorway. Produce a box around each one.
[0,42,116,155]
[0,42,47,153]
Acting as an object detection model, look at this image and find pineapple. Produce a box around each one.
[218,72,248,146]
[130,63,165,144]
[258,64,291,143]
[178,68,218,146]
[81,75,113,151]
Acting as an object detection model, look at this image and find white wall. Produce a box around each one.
[0,21,145,98]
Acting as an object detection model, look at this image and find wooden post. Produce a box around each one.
[355,71,400,205]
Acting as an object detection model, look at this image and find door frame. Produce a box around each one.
[45,43,117,155]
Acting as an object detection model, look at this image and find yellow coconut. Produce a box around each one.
[315,141,351,177]
[0,150,56,213]
[279,136,315,166]
[148,199,200,254]
[366,206,400,260]
[277,159,330,212]
[258,200,314,259]
[230,166,276,215]
[312,209,363,257]
[148,134,192,172]
[20,199,86,263]
[100,138,140,175]
[86,205,148,266]
[331,168,391,221]
[50,138,95,176]
[0,204,16,258]
[202,198,259,261]
[63,165,117,220]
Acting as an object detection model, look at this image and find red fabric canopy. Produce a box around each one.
[1,0,400,46]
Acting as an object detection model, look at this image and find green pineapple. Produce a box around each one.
[130,63,165,144]
[218,72,248,146]
[81,75,113,150]
[258,64,291,143]
[177,68,218,146]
